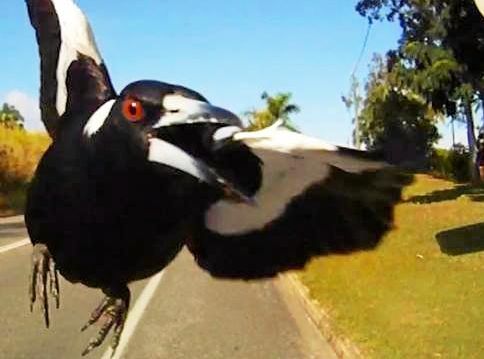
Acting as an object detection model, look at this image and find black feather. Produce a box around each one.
[187,168,412,279]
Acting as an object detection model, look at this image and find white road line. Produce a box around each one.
[101,270,166,359]
[0,238,30,254]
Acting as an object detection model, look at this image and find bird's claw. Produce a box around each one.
[81,289,130,357]
[29,243,60,328]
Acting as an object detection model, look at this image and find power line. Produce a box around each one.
[351,21,372,77]
[346,21,372,149]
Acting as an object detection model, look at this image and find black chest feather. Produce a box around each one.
[25,125,214,286]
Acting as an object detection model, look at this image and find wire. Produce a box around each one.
[351,21,372,77]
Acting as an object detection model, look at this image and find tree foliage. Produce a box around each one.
[356,0,484,180]
[246,92,299,131]
[357,0,484,92]
[358,54,440,166]
[356,0,484,119]
[0,103,24,130]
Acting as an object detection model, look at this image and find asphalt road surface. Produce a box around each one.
[0,216,336,359]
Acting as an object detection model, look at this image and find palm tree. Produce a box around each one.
[246,92,300,131]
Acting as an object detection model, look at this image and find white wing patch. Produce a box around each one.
[50,0,103,116]
[205,123,387,235]
[212,126,242,141]
[233,122,387,173]
[83,100,115,137]
[233,120,338,152]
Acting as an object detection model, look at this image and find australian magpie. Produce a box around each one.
[25,0,411,356]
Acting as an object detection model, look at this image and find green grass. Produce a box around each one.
[299,174,484,358]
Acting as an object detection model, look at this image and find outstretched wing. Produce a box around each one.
[187,123,412,279]
[26,0,116,137]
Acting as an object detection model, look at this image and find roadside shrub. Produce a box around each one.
[0,125,50,192]
[430,145,470,182]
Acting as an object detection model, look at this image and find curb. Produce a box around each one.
[281,273,362,359]
[0,215,24,224]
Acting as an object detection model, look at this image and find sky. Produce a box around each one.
[0,0,466,146]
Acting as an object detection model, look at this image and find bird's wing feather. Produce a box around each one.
[26,0,115,137]
[187,123,412,279]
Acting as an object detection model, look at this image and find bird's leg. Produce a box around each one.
[29,243,60,328]
[81,285,130,357]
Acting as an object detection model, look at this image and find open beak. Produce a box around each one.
[147,138,254,204]
[146,96,254,204]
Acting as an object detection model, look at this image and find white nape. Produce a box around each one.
[154,94,212,127]
[205,123,386,235]
[154,94,241,128]
[83,100,116,137]
[50,0,103,117]
[163,94,203,113]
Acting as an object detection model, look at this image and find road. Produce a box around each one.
[0,216,336,359]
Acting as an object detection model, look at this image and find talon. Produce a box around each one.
[81,296,111,332]
[81,286,130,356]
[29,243,60,328]
[49,258,60,309]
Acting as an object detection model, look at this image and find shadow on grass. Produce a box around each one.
[436,223,484,256]
[470,195,484,202]
[406,184,484,204]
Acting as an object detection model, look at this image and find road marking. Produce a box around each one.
[101,270,166,359]
[0,238,30,254]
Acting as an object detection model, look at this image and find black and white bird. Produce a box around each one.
[25,0,410,356]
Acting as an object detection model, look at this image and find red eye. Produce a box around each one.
[122,99,145,122]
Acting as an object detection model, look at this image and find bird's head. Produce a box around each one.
[82,80,261,202]
[26,0,260,202]
[83,80,241,139]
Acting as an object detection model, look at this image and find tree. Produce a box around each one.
[358,54,440,167]
[0,103,24,129]
[342,74,364,148]
[356,0,484,181]
[246,92,300,131]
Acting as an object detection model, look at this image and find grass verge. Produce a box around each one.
[299,174,484,358]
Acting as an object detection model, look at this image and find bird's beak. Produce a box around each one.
[146,96,254,203]
[147,137,254,204]
[153,94,242,128]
